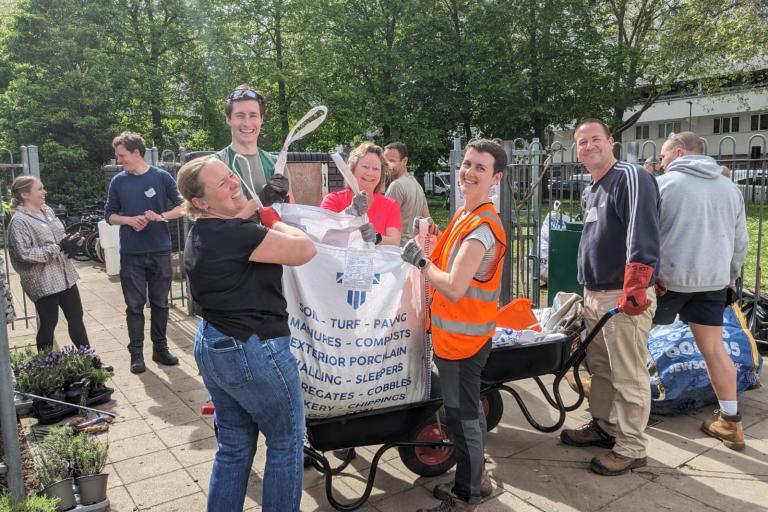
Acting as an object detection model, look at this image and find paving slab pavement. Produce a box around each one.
[8,261,768,511]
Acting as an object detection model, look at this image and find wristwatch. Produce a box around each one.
[375,232,383,245]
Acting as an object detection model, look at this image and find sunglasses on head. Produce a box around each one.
[228,88,263,101]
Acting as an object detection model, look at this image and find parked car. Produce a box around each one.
[731,169,768,203]
[548,173,592,199]
[433,172,451,196]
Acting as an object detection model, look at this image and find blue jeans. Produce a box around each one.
[194,321,305,512]
[119,252,171,354]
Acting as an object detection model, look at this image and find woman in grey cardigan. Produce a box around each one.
[7,176,90,352]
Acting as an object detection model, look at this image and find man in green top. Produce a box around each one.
[216,85,289,205]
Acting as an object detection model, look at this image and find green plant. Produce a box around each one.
[30,445,71,486]
[69,432,108,476]
[13,367,64,397]
[0,491,59,512]
[83,368,111,390]
[9,346,38,368]
[39,427,75,468]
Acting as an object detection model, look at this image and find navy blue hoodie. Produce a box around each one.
[577,161,660,290]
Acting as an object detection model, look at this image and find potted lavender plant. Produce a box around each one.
[31,443,76,512]
[70,432,109,505]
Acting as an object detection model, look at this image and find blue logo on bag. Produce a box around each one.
[336,272,380,309]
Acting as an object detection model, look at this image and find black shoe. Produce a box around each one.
[101,363,114,373]
[130,354,146,374]
[332,448,356,461]
[152,348,179,366]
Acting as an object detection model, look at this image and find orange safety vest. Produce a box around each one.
[429,202,506,360]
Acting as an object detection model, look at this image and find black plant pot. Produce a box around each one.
[86,386,114,406]
[76,473,109,505]
[42,478,77,511]
[32,399,77,425]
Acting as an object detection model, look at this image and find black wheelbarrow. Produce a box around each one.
[479,307,618,432]
[201,394,454,511]
[303,396,454,511]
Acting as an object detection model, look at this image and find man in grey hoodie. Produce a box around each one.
[655,131,749,450]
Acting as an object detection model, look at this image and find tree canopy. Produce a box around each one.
[0,0,764,205]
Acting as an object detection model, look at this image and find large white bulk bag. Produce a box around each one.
[275,203,431,419]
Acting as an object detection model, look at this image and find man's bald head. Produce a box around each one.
[666,131,704,155]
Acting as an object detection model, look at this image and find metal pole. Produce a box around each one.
[499,145,514,307]
[26,146,40,178]
[449,136,462,217]
[530,139,542,308]
[0,293,25,499]
[686,100,693,131]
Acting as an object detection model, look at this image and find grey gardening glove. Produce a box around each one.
[401,239,429,271]
[344,191,369,217]
[359,222,377,244]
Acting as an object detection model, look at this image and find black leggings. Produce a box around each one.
[34,285,90,352]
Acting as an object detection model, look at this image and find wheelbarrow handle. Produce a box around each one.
[562,307,619,371]
[585,307,620,344]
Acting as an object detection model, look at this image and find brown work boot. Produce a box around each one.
[416,497,476,512]
[701,410,745,451]
[560,418,615,449]
[590,451,647,476]
[565,372,591,398]
[433,471,492,501]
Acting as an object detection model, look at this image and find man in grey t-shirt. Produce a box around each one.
[384,142,430,246]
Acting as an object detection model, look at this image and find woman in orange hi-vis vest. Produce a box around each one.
[401,139,507,512]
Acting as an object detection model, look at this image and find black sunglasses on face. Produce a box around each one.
[228,88,263,101]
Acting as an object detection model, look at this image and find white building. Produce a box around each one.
[552,86,768,165]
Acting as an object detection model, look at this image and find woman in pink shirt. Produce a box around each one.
[321,142,402,245]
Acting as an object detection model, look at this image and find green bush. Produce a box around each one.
[0,491,59,512]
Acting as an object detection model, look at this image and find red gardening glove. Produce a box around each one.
[617,262,654,315]
[257,207,281,229]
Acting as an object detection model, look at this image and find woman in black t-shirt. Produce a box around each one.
[177,157,316,512]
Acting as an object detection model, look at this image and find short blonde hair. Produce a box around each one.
[347,142,388,193]
[176,156,213,219]
[10,176,40,209]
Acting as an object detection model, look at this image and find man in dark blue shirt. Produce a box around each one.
[105,131,184,374]
[559,118,660,477]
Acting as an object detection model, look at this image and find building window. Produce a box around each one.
[751,113,768,131]
[635,124,649,139]
[714,116,740,134]
[658,122,682,138]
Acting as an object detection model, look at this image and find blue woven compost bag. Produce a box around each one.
[647,304,763,415]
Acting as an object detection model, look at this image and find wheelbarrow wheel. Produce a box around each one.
[482,389,504,432]
[398,420,455,477]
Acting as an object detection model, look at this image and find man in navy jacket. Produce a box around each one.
[106,131,183,374]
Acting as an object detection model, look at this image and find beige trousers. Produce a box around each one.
[584,287,656,458]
